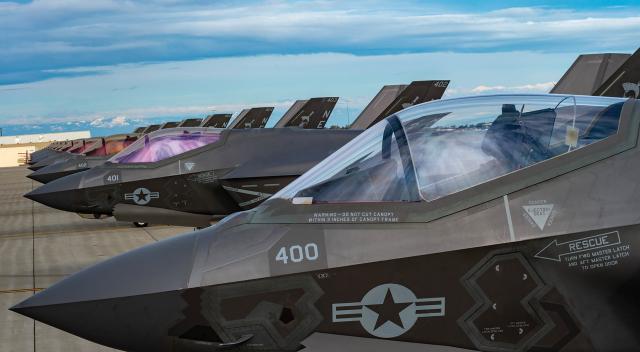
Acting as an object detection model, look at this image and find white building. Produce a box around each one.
[0,130,91,167]
[0,131,90,146]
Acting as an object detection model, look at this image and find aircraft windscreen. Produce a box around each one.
[275,94,626,204]
[109,129,221,164]
[85,137,138,157]
[67,141,97,154]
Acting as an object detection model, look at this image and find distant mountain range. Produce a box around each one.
[0,106,361,138]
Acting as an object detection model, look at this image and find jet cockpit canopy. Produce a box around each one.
[275,94,626,204]
[108,128,222,164]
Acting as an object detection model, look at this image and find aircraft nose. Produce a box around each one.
[24,172,84,211]
[27,163,69,183]
[10,231,199,352]
[29,157,56,171]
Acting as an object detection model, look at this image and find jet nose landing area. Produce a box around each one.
[1,166,192,351]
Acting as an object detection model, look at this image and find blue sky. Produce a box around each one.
[0,0,639,135]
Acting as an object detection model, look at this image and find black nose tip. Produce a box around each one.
[26,169,53,183]
[23,172,84,211]
[26,162,76,184]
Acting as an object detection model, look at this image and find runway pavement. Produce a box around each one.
[0,166,193,351]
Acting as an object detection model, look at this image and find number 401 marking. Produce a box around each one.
[275,243,319,264]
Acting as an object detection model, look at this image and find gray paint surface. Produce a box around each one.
[551,53,630,95]
[0,166,191,352]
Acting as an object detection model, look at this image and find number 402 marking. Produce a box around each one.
[275,243,319,264]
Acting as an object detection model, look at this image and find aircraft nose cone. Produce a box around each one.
[24,172,84,211]
[27,168,59,184]
[10,231,199,352]
[29,158,56,171]
[26,161,77,184]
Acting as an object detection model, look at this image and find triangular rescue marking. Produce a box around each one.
[522,204,554,230]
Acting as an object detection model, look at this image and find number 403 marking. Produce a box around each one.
[275,243,319,264]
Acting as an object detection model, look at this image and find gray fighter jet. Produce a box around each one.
[12,93,637,351]
[25,81,449,227]
[28,119,207,183]
[26,108,272,183]
[27,133,140,183]
[25,102,325,184]
[27,124,162,172]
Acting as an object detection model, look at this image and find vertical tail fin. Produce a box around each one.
[142,124,161,134]
[276,97,339,129]
[160,121,180,129]
[551,53,630,95]
[593,48,640,98]
[178,118,203,127]
[227,107,274,129]
[273,100,308,128]
[201,113,232,128]
[349,80,449,129]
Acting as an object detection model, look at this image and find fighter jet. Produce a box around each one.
[13,93,637,352]
[27,123,162,169]
[28,138,104,171]
[28,125,154,172]
[26,124,155,181]
[28,117,212,182]
[25,81,448,227]
[27,133,140,183]
[25,104,317,184]
[29,119,206,183]
[22,97,343,226]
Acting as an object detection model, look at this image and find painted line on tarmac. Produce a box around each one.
[0,288,45,294]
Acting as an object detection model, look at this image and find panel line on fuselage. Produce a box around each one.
[503,194,516,242]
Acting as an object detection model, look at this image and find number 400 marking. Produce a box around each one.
[275,243,319,264]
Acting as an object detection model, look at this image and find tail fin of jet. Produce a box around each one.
[201,113,232,128]
[142,124,161,134]
[276,97,339,129]
[349,80,449,129]
[551,53,630,95]
[160,121,180,129]
[593,48,640,98]
[178,118,203,127]
[227,107,274,129]
[273,100,308,128]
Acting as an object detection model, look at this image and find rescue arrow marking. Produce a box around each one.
[534,231,621,262]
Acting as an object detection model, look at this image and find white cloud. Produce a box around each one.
[1,2,638,62]
[0,50,580,127]
[469,82,556,94]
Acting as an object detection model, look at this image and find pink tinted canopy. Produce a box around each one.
[109,130,221,164]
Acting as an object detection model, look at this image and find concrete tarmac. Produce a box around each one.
[0,166,192,351]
